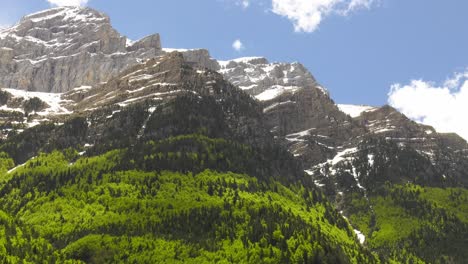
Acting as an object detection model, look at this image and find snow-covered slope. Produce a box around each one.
[338,104,377,118]
[1,88,71,116]
[0,86,75,138]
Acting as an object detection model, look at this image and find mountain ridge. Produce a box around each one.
[1,6,467,189]
[0,6,466,263]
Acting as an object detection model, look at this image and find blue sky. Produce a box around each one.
[1,0,468,139]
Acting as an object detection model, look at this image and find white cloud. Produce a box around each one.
[46,0,89,6]
[240,0,250,8]
[232,39,244,52]
[388,72,468,141]
[271,0,375,32]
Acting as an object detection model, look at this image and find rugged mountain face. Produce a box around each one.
[218,57,365,167]
[218,57,347,135]
[0,41,375,263]
[216,55,468,189]
[0,6,467,263]
[215,53,468,262]
[327,105,468,189]
[0,6,162,92]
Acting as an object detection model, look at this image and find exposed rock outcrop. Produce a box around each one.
[218,57,365,165]
[0,6,162,92]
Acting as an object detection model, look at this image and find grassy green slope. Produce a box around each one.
[345,184,468,264]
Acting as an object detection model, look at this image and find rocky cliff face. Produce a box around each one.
[0,6,162,93]
[1,6,467,190]
[166,48,220,71]
[218,57,366,166]
[0,51,303,183]
[216,56,468,190]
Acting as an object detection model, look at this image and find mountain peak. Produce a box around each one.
[2,6,116,52]
[0,6,162,93]
[20,6,108,25]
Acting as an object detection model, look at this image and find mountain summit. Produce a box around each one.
[0,6,161,93]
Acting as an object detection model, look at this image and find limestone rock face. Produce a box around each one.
[218,57,363,165]
[218,57,351,134]
[71,52,248,111]
[0,6,162,92]
[128,34,161,52]
[164,49,220,71]
[64,52,276,153]
[0,48,14,72]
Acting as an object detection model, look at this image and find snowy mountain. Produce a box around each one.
[0,6,467,263]
[0,6,466,188]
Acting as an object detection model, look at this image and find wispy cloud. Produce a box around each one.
[240,0,250,8]
[388,71,468,141]
[46,0,89,6]
[232,39,245,52]
[270,0,375,33]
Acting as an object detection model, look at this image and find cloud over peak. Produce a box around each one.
[271,0,375,33]
[47,0,89,7]
[388,71,468,141]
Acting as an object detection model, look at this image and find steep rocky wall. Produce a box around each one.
[0,7,162,92]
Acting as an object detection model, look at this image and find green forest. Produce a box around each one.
[343,183,468,263]
[0,140,376,263]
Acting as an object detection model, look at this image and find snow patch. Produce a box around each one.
[125,38,135,47]
[263,100,296,112]
[7,156,36,174]
[117,89,188,107]
[239,84,258,90]
[315,85,329,96]
[354,229,366,244]
[72,85,92,91]
[338,104,377,118]
[314,180,325,187]
[286,128,315,142]
[368,154,374,167]
[373,128,395,134]
[2,88,71,115]
[7,163,24,174]
[231,57,265,64]
[163,48,189,53]
[255,85,301,101]
[128,74,154,83]
[331,148,358,166]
